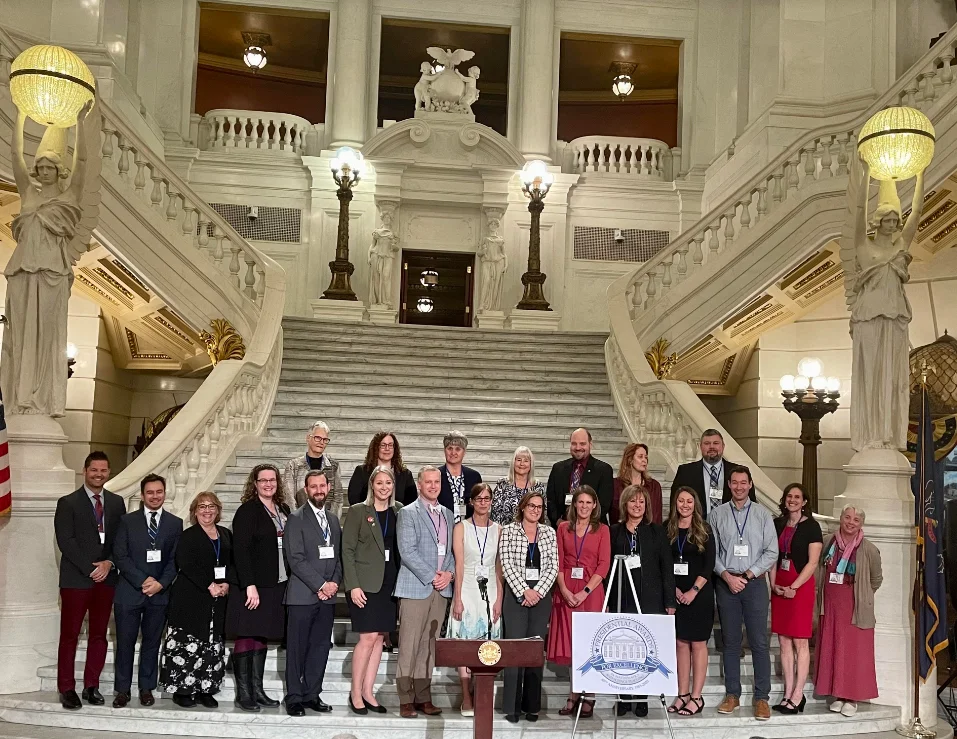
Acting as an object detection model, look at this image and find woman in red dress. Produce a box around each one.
[611,443,662,524]
[769,483,822,714]
[547,485,610,719]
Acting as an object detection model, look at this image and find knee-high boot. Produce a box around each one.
[233,651,260,712]
[251,649,279,707]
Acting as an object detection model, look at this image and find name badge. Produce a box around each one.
[829,572,844,585]
[146,549,162,563]
[709,486,721,502]
[384,549,390,562]
[438,543,447,557]
[525,568,540,581]
[780,559,791,572]
[277,537,284,549]
[674,562,689,576]
[626,555,641,570]
[454,504,466,519]
[475,565,490,580]
[319,546,335,560]
[733,543,749,557]
[99,532,106,544]
[214,566,226,579]
[570,567,585,580]
[565,494,573,505]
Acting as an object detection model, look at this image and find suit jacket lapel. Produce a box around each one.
[368,506,385,552]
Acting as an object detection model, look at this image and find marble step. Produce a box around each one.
[0,692,901,739]
[281,344,610,368]
[274,383,617,404]
[277,369,611,393]
[263,415,625,437]
[279,358,609,381]
[260,428,627,450]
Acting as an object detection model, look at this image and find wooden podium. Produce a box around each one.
[435,638,544,739]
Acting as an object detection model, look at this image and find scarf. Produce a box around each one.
[827,528,864,575]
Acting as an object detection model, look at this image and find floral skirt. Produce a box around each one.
[159,623,226,695]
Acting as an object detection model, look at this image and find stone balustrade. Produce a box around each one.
[566,135,677,180]
[195,109,319,156]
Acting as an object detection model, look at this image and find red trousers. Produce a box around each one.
[57,583,115,692]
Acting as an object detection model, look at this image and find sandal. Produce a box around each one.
[668,694,691,713]
[559,697,580,716]
[580,699,594,719]
[677,696,704,716]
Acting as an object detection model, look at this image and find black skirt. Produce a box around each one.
[225,583,287,641]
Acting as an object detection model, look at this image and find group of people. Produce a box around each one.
[52,426,883,723]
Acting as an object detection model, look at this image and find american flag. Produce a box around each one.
[0,390,10,516]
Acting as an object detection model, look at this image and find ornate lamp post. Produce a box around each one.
[779,357,841,513]
[516,160,554,311]
[321,146,364,301]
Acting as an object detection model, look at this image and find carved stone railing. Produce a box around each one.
[194,109,318,156]
[0,27,287,516]
[605,23,957,508]
[566,135,677,180]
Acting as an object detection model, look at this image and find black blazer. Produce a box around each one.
[437,464,483,518]
[167,524,236,638]
[670,458,754,510]
[113,509,183,606]
[347,463,418,506]
[545,456,615,526]
[54,487,127,589]
[608,521,676,615]
[231,497,290,589]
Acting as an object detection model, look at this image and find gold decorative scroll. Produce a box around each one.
[644,337,678,379]
[200,319,246,365]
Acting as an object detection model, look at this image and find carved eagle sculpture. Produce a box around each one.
[426,47,475,69]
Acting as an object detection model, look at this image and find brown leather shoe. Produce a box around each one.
[112,692,130,708]
[717,694,740,714]
[753,699,771,721]
[400,703,418,718]
[139,690,155,707]
[414,701,442,716]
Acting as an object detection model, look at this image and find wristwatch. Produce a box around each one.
[691,584,700,592]
[583,586,591,594]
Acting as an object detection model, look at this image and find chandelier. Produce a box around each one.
[858,106,935,181]
[10,44,95,127]
[241,32,271,71]
[609,61,637,100]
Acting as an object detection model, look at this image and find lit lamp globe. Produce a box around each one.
[10,44,95,127]
[521,160,553,195]
[612,74,634,99]
[858,106,935,181]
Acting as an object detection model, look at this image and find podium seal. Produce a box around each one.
[477,640,501,666]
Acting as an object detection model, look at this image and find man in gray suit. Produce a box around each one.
[282,470,342,717]
[394,465,455,719]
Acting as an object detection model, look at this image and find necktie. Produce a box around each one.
[708,464,720,489]
[93,493,104,533]
[571,461,583,492]
[317,512,329,540]
[149,512,158,546]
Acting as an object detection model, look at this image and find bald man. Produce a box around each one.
[545,428,614,525]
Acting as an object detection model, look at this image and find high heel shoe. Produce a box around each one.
[668,694,690,713]
[778,695,806,715]
[363,697,387,714]
[349,696,368,715]
[677,696,704,716]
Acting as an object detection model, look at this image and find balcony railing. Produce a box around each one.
[565,136,678,181]
[191,109,322,157]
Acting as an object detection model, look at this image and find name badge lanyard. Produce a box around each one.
[676,530,688,563]
[473,517,490,566]
[210,535,221,565]
[731,503,751,548]
[629,529,641,557]
[268,507,285,538]
[428,508,445,540]
[781,525,797,562]
[527,526,540,568]
[448,470,464,508]
[380,509,390,542]
[574,526,588,565]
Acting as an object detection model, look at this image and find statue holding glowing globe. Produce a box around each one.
[841,106,934,451]
[3,45,101,417]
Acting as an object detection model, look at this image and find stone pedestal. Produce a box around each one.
[310,299,367,323]
[366,304,398,325]
[507,309,561,332]
[475,310,506,330]
[0,415,76,694]
[832,448,913,523]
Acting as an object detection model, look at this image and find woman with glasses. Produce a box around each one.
[500,491,558,724]
[347,432,418,506]
[160,492,233,708]
[490,446,546,526]
[283,420,342,511]
[449,483,504,716]
[226,464,290,712]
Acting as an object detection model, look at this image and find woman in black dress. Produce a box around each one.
[608,484,676,717]
[666,486,715,716]
[342,465,402,715]
[160,491,234,708]
[347,432,417,505]
[226,464,289,712]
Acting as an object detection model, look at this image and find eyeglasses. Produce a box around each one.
[379,442,395,450]
[525,503,543,511]
[473,496,492,503]
[256,478,278,485]
[309,435,330,443]
[196,503,220,511]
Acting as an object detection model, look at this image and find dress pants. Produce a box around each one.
[284,601,335,703]
[113,601,168,694]
[57,583,115,692]
[396,590,448,704]
[502,594,552,716]
[715,575,771,701]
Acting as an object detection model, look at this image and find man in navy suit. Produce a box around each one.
[111,474,183,708]
[437,430,482,523]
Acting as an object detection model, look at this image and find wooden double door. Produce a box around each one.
[399,250,475,327]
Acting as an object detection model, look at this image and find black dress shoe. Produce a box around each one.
[362,698,385,714]
[305,697,334,713]
[525,713,539,722]
[634,701,649,717]
[505,714,520,723]
[616,701,632,717]
[349,697,368,715]
[139,690,155,707]
[81,687,104,705]
[172,693,196,708]
[59,691,82,710]
[285,702,305,717]
[196,693,218,708]
[112,692,130,708]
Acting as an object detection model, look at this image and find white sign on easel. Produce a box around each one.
[571,611,678,697]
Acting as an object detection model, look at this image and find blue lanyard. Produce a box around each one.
[379,509,390,541]
[428,508,445,539]
[730,503,751,541]
[629,529,638,554]
[209,534,221,564]
[526,525,539,564]
[574,525,588,562]
[473,518,490,564]
[677,530,688,562]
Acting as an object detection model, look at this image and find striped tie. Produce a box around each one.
[149,511,158,547]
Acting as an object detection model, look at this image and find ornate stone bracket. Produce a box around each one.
[200,319,246,365]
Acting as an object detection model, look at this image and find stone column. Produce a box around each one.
[329,0,371,149]
[517,0,555,162]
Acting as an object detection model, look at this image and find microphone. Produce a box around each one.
[477,577,492,641]
[477,577,489,599]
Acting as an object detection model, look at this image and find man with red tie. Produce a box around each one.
[53,452,126,710]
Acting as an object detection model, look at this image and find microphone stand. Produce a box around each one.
[478,577,492,641]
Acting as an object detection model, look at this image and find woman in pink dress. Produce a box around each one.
[814,504,883,718]
[547,486,610,719]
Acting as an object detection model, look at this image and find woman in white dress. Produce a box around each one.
[450,483,503,715]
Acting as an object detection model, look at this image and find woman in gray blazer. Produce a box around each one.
[341,466,402,715]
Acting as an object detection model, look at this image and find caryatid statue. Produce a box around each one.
[840,155,925,451]
[368,202,399,307]
[3,101,100,417]
[478,211,507,313]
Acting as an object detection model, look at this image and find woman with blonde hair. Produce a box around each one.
[491,446,546,526]
[611,443,662,524]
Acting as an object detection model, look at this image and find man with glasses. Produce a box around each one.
[284,421,342,513]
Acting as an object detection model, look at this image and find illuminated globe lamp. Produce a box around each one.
[416,297,434,313]
[612,74,634,99]
[10,44,95,127]
[243,45,267,70]
[857,106,935,181]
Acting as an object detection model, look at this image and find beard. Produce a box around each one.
[703,451,722,464]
